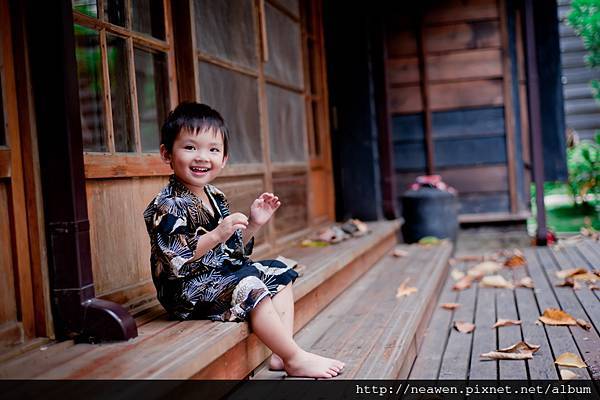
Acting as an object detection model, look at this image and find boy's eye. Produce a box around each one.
[210,148,221,152]
[184,145,195,150]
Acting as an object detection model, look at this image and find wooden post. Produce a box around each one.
[416,18,434,175]
[523,0,547,246]
[25,0,137,340]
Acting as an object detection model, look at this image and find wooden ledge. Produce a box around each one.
[0,220,401,379]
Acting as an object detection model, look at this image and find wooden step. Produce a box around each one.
[252,240,453,379]
[0,220,400,379]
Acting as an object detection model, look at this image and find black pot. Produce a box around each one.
[401,187,459,244]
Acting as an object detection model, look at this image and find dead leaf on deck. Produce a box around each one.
[450,269,465,281]
[454,321,475,334]
[559,369,578,380]
[493,319,522,328]
[556,278,582,290]
[555,352,587,368]
[589,283,599,290]
[469,261,502,276]
[538,308,577,326]
[300,239,329,247]
[441,303,460,310]
[576,319,592,330]
[480,341,540,360]
[504,252,527,268]
[392,248,409,258]
[516,277,535,288]
[555,268,587,279]
[572,272,599,282]
[452,275,473,291]
[480,275,514,289]
[396,278,417,298]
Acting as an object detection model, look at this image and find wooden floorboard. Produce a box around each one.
[253,242,453,379]
[412,239,600,381]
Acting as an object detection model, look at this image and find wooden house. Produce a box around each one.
[0,0,569,377]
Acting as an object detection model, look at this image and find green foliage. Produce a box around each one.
[568,0,600,103]
[566,137,599,204]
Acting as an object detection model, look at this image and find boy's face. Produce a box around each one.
[160,127,227,195]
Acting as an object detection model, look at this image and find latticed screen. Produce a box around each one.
[72,0,170,153]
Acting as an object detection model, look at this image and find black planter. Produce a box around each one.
[401,187,459,244]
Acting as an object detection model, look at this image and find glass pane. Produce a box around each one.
[267,84,306,162]
[74,24,107,152]
[134,48,169,152]
[198,62,262,164]
[264,3,303,87]
[107,34,135,152]
[194,0,257,69]
[73,0,98,18]
[276,0,299,17]
[105,0,126,27]
[132,0,165,39]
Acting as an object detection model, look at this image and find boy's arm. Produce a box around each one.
[242,220,261,246]
[188,212,249,262]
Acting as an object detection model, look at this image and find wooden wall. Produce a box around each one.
[386,0,527,218]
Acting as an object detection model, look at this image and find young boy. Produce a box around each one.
[144,102,344,378]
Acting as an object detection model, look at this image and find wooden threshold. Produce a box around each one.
[459,211,530,224]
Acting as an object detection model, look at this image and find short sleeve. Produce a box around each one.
[146,196,194,277]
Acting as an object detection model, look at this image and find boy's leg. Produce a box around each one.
[250,296,344,378]
[269,283,294,370]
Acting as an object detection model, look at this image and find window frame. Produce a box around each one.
[73,0,178,179]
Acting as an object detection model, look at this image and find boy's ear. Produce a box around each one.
[159,144,171,164]
[222,154,228,168]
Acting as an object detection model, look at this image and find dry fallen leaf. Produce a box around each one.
[480,341,540,360]
[516,276,535,288]
[538,308,577,326]
[452,275,473,291]
[589,284,599,290]
[504,253,527,268]
[450,269,465,281]
[455,255,484,262]
[556,268,587,279]
[559,369,578,380]
[396,278,418,298]
[441,303,460,310]
[392,248,409,258]
[470,261,503,276]
[480,275,514,289]
[576,319,592,330]
[571,272,599,282]
[556,278,582,290]
[454,321,475,334]
[493,319,522,328]
[555,352,587,368]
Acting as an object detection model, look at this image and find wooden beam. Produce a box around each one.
[0,148,10,178]
[417,20,434,175]
[1,0,35,338]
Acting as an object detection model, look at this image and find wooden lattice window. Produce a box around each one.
[72,0,176,176]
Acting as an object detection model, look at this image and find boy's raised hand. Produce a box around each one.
[249,192,281,227]
[214,212,248,241]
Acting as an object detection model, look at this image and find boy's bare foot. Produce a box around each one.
[269,354,284,371]
[284,350,345,379]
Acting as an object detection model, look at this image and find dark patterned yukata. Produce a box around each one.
[143,175,298,321]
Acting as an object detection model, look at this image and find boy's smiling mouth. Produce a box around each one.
[191,166,210,173]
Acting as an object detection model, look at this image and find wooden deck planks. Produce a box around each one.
[468,286,498,379]
[438,281,477,379]
[525,248,592,380]
[408,269,460,379]
[542,246,600,379]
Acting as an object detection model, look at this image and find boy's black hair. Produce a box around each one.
[161,102,230,156]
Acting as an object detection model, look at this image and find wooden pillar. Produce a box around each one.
[25,0,137,340]
[523,0,547,246]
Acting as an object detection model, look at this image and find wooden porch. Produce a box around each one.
[409,238,600,380]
